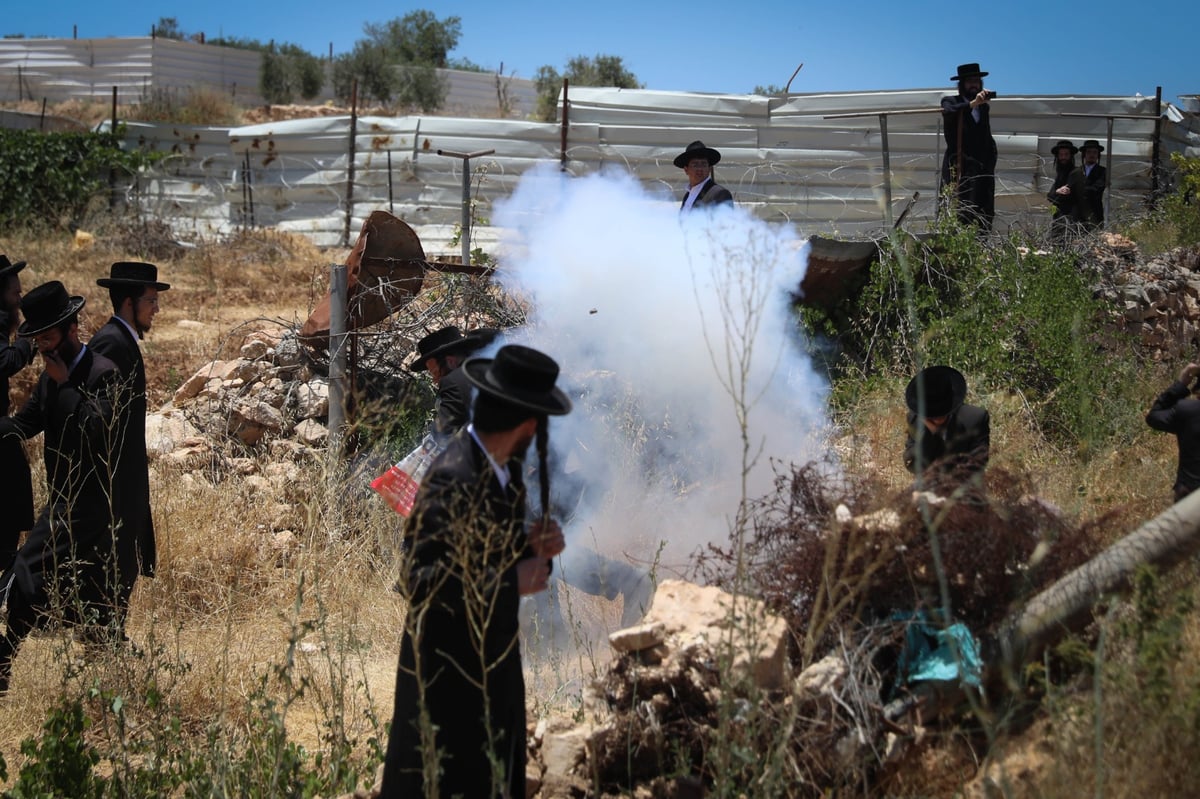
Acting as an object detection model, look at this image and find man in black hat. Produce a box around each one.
[88,261,170,636]
[903,365,990,482]
[941,63,998,233]
[381,344,571,799]
[674,140,734,212]
[408,325,498,436]
[1145,362,1200,502]
[1070,139,1107,229]
[1047,140,1079,243]
[0,255,35,571]
[0,281,123,694]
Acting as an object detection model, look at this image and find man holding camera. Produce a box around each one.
[1146,362,1200,502]
[941,63,998,233]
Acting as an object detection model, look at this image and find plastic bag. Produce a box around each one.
[370,434,446,516]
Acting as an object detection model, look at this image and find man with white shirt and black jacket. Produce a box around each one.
[675,140,734,212]
[87,261,170,639]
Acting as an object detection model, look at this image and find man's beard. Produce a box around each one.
[514,430,536,455]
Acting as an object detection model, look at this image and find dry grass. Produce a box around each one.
[0,228,402,777]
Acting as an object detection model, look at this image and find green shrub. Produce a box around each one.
[0,129,159,228]
[804,219,1140,448]
[1125,153,1200,253]
[1163,152,1200,247]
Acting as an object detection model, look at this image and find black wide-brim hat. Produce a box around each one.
[18,280,86,337]
[673,140,722,169]
[905,365,968,418]
[1051,139,1078,156]
[1079,139,1105,153]
[407,325,495,372]
[97,261,171,290]
[463,344,572,416]
[951,63,989,81]
[0,254,27,280]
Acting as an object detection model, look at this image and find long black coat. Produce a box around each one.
[0,346,121,620]
[1047,162,1076,220]
[88,318,156,579]
[1070,164,1107,227]
[381,429,534,799]
[434,365,472,436]
[681,178,734,211]
[0,311,34,538]
[941,94,998,229]
[1146,380,1200,500]
[904,403,990,479]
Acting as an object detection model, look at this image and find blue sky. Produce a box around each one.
[6,1,1196,105]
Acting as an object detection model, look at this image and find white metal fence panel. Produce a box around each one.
[47,86,1200,251]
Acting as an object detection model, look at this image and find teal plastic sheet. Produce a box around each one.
[893,610,983,688]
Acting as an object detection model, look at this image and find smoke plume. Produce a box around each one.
[489,164,830,598]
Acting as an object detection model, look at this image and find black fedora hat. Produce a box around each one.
[0,254,27,280]
[97,261,171,290]
[408,326,479,372]
[905,365,967,418]
[18,281,86,337]
[673,140,722,169]
[1079,139,1105,153]
[950,63,989,81]
[465,327,500,349]
[463,345,572,416]
[1051,139,1078,156]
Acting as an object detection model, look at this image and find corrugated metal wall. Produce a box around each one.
[66,86,1200,254]
[0,38,262,104]
[0,38,537,116]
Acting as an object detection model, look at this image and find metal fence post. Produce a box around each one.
[436,148,495,265]
[328,263,348,462]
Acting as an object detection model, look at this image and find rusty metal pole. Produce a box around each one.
[109,86,119,210]
[1151,86,1163,204]
[436,148,495,265]
[387,149,394,215]
[560,78,569,171]
[328,263,348,461]
[1104,116,1115,228]
[343,79,359,248]
[879,113,894,228]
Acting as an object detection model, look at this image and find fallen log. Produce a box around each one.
[994,488,1200,677]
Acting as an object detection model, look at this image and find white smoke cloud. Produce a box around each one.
[491,163,831,587]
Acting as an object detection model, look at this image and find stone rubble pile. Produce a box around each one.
[1093,236,1200,361]
[166,327,331,449]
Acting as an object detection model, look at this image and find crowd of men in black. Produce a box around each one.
[0,257,168,694]
[680,62,1110,242]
